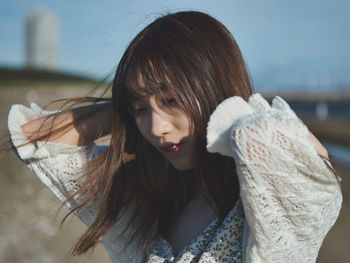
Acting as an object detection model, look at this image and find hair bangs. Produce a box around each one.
[124,43,198,119]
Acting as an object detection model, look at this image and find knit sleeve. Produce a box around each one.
[8,103,108,226]
[207,94,342,263]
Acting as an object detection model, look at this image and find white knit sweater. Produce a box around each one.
[8,94,342,262]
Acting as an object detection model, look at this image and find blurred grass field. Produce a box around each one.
[0,80,349,262]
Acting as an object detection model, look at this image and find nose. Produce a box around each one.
[150,110,173,137]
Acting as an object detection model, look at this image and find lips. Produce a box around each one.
[159,142,184,155]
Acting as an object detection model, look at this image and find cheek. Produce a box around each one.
[178,115,192,135]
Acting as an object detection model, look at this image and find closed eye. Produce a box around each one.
[132,107,146,115]
[165,98,177,105]
[161,96,178,106]
[128,102,146,115]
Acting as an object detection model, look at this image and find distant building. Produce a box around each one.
[25,7,58,70]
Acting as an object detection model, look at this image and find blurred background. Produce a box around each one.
[0,0,349,262]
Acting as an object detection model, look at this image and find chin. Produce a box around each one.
[170,160,194,171]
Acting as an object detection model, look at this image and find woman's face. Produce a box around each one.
[132,95,196,170]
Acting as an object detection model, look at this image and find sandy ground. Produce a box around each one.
[0,84,349,262]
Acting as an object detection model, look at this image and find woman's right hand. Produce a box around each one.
[21,102,112,146]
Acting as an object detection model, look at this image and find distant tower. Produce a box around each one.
[25,7,58,70]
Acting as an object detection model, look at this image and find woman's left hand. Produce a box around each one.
[297,117,329,160]
[308,130,329,160]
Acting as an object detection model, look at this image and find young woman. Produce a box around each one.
[8,11,342,263]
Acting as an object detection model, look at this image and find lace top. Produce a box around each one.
[8,94,342,263]
[145,200,244,263]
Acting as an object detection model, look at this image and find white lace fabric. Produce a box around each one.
[207,94,342,262]
[8,94,342,263]
[8,103,140,263]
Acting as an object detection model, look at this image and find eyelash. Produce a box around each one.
[130,98,178,115]
[164,98,177,105]
[130,107,146,115]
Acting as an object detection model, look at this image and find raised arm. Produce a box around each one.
[8,101,112,215]
[8,102,140,262]
[207,94,342,263]
[21,102,112,146]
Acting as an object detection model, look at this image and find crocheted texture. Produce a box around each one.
[8,103,141,263]
[207,94,342,263]
[8,94,342,263]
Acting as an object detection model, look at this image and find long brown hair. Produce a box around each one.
[58,11,253,258]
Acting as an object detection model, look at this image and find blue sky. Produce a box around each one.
[1,0,349,92]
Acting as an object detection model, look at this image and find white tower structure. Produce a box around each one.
[25,7,58,69]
